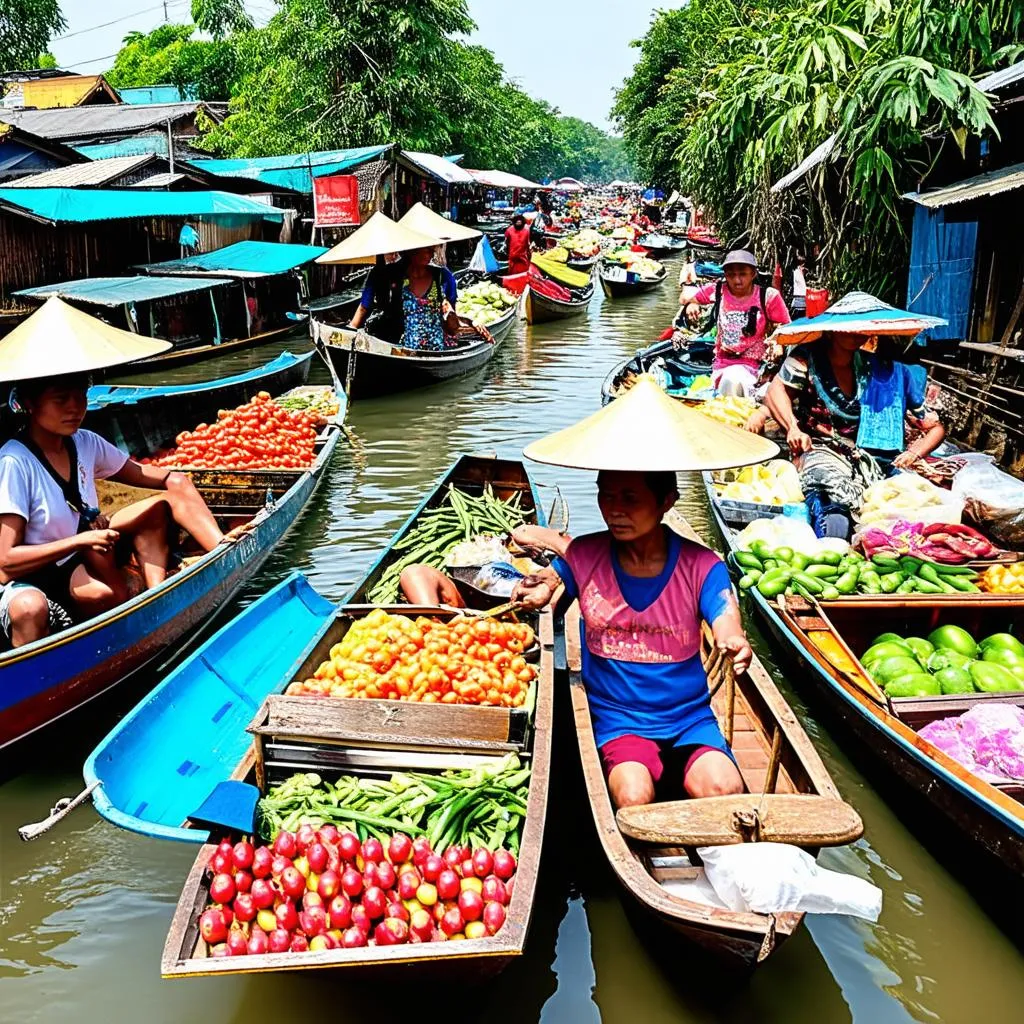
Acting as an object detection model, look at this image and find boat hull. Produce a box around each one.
[599,267,667,299]
[517,284,593,324]
[86,351,314,457]
[127,323,301,372]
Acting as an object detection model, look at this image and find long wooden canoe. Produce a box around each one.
[704,477,1024,879]
[0,386,345,750]
[516,283,593,324]
[567,509,854,970]
[85,350,316,457]
[310,306,516,398]
[598,260,667,299]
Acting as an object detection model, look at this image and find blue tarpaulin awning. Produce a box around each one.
[14,275,233,306]
[137,240,329,278]
[0,188,284,224]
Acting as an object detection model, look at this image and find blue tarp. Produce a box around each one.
[119,86,196,105]
[137,240,328,277]
[73,136,169,160]
[14,275,231,306]
[191,145,390,194]
[907,205,977,342]
[0,188,284,224]
[0,140,66,179]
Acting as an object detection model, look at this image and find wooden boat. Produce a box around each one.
[704,478,1024,879]
[598,260,667,299]
[601,336,714,404]
[517,283,594,324]
[85,350,315,457]
[637,233,688,259]
[566,253,600,272]
[567,509,856,969]
[0,386,345,750]
[348,453,548,605]
[309,306,517,398]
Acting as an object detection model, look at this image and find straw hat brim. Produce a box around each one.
[399,203,481,243]
[524,375,779,472]
[316,211,443,265]
[0,296,171,382]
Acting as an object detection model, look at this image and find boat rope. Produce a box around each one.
[757,914,777,962]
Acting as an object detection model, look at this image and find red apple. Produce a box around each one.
[472,848,494,879]
[388,833,412,865]
[436,869,460,901]
[328,895,352,930]
[341,926,367,948]
[350,904,371,934]
[341,867,363,898]
[492,850,516,880]
[385,901,409,922]
[362,837,384,864]
[250,878,275,909]
[483,900,506,935]
[362,886,387,920]
[280,867,305,901]
[275,900,298,932]
[302,891,324,911]
[317,824,340,846]
[233,870,253,895]
[422,854,444,883]
[247,926,269,955]
[440,907,464,937]
[199,908,227,944]
[482,876,508,906]
[412,837,432,867]
[458,889,484,923]
[307,841,328,874]
[251,846,274,879]
[409,908,433,942]
[232,841,254,871]
[338,832,360,861]
[298,906,326,937]
[317,869,341,901]
[273,831,297,859]
[209,872,235,905]
[232,893,256,923]
[226,928,248,957]
[289,934,309,953]
[268,928,291,953]
[397,870,421,901]
[376,861,396,891]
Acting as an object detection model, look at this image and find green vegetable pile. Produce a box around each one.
[258,753,530,853]
[456,281,517,326]
[736,543,980,601]
[862,626,1024,698]
[367,484,528,604]
[276,391,340,418]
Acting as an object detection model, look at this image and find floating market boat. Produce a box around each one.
[637,233,688,259]
[517,283,594,324]
[601,336,715,404]
[598,258,667,299]
[703,478,1024,881]
[85,350,316,457]
[0,384,345,751]
[567,509,861,970]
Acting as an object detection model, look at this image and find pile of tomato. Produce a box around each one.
[286,609,536,707]
[143,392,319,470]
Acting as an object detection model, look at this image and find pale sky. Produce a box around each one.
[48,1,665,130]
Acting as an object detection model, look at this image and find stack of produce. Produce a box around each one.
[978,562,1024,594]
[695,394,758,427]
[455,281,517,326]
[859,520,998,564]
[859,627,1024,697]
[143,393,319,470]
[258,755,529,852]
[544,246,569,263]
[196,827,519,956]
[563,229,602,257]
[604,248,663,278]
[737,545,981,598]
[715,461,803,506]
[276,389,340,424]
[285,608,536,707]
[366,484,527,604]
[858,473,962,526]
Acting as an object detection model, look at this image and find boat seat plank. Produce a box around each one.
[617,794,864,847]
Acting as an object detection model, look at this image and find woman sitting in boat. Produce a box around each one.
[348,246,460,350]
[504,214,533,277]
[682,249,791,398]
[763,330,945,539]
[514,470,750,809]
[0,373,225,647]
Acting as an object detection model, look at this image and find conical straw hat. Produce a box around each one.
[524,375,779,472]
[0,296,171,382]
[316,211,443,265]
[399,202,480,243]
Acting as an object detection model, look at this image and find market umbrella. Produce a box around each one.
[0,296,171,382]
[524,375,778,472]
[399,202,481,243]
[772,291,948,345]
[316,211,442,265]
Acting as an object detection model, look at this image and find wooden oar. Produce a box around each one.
[616,793,864,847]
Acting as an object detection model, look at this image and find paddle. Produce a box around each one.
[616,793,864,848]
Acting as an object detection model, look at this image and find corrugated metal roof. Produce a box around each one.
[6,154,154,187]
[10,75,120,109]
[129,172,186,188]
[138,240,328,277]
[0,188,284,224]
[771,133,838,192]
[13,275,231,306]
[903,162,1024,208]
[190,145,390,193]
[73,135,169,160]
[0,102,214,140]
[400,150,474,185]
[976,61,1024,94]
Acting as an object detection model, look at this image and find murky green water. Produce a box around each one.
[1,278,1022,1023]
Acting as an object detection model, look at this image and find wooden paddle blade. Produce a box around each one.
[616,794,864,848]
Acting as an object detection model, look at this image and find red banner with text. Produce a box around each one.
[313,174,360,227]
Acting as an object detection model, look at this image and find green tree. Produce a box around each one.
[0,0,65,70]
[191,0,251,40]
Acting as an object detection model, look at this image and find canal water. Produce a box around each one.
[1,278,1021,1023]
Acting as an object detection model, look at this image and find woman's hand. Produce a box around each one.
[512,574,556,610]
[786,423,812,455]
[718,634,752,676]
[744,407,769,434]
[683,301,700,325]
[76,528,119,554]
[892,449,920,470]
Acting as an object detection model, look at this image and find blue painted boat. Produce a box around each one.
[0,393,344,750]
[703,475,1024,880]
[85,350,315,456]
[84,573,335,842]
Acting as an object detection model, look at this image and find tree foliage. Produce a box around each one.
[102,2,632,182]
[615,0,1024,297]
[0,0,65,71]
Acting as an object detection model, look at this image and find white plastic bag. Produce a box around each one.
[952,462,1024,544]
[698,843,882,921]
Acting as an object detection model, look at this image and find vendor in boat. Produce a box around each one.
[0,373,225,647]
[348,246,460,350]
[682,249,791,397]
[763,316,945,539]
[513,470,751,809]
[504,213,533,276]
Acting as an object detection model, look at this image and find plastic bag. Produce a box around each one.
[471,562,524,598]
[952,463,1024,545]
[698,843,882,921]
[857,472,963,528]
[445,535,509,567]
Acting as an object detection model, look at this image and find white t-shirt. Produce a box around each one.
[792,266,807,298]
[0,430,129,551]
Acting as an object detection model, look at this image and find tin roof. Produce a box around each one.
[400,150,474,185]
[14,275,232,306]
[190,145,390,193]
[6,154,155,187]
[976,61,1024,94]
[0,102,218,141]
[903,161,1024,208]
[138,240,328,277]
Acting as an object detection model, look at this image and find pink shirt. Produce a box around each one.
[693,283,791,372]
